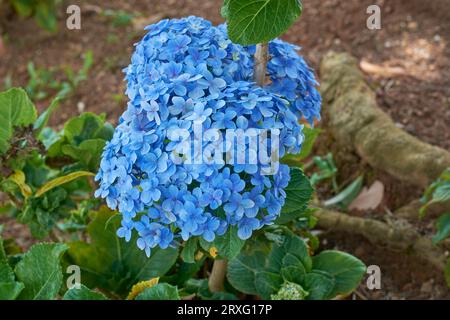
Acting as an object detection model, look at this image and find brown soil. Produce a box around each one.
[0,0,449,299]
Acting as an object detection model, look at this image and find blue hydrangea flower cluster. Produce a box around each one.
[95,16,321,257]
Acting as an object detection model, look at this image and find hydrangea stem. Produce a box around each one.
[254,43,269,86]
[208,259,228,293]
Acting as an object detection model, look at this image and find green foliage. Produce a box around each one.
[323,175,364,210]
[135,283,180,300]
[0,88,37,154]
[432,213,450,244]
[15,243,68,299]
[309,153,338,188]
[101,9,139,27]
[23,52,93,102]
[227,233,366,300]
[276,168,313,224]
[63,285,108,300]
[47,112,113,171]
[9,0,59,32]
[0,88,111,238]
[212,226,246,260]
[0,238,69,300]
[223,0,303,45]
[65,207,179,298]
[420,168,450,218]
[282,127,321,166]
[0,261,24,300]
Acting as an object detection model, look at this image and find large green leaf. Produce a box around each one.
[225,0,303,45]
[15,243,68,300]
[227,250,267,295]
[312,250,366,298]
[276,168,313,224]
[0,88,37,154]
[63,284,108,300]
[0,261,24,300]
[65,207,179,297]
[135,283,180,300]
[213,226,246,259]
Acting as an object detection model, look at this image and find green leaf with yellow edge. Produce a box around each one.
[15,243,68,300]
[0,88,37,154]
[8,170,32,199]
[35,171,94,197]
[127,277,159,300]
[65,207,179,297]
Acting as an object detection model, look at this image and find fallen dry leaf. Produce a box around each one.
[349,180,384,211]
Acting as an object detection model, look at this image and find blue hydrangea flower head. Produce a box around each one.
[95,16,321,257]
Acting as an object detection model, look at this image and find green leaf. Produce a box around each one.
[0,261,24,300]
[135,283,180,300]
[281,253,306,283]
[35,171,94,197]
[61,139,106,171]
[66,207,179,297]
[228,233,310,297]
[64,113,113,145]
[181,238,198,264]
[33,97,60,134]
[35,0,58,32]
[432,213,450,244]
[254,271,283,299]
[213,226,245,259]
[276,168,313,224]
[323,175,364,209]
[268,233,312,273]
[10,0,34,17]
[299,127,321,160]
[227,250,267,295]
[63,284,108,300]
[226,0,303,45]
[312,250,366,299]
[420,169,450,218]
[15,243,68,300]
[303,271,335,300]
[0,88,37,154]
